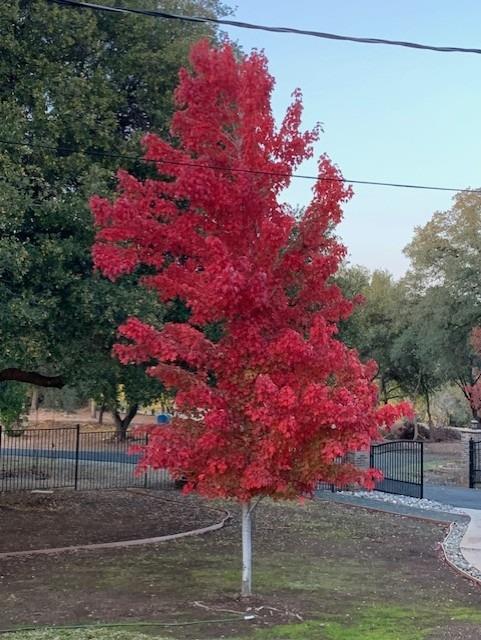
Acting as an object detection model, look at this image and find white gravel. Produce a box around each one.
[340,490,467,514]
[441,521,481,580]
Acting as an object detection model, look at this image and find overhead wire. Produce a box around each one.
[0,137,479,194]
[48,0,481,56]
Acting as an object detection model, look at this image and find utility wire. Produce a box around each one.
[1,138,479,194]
[48,0,481,56]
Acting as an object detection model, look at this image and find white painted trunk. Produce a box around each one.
[89,399,97,419]
[241,501,252,597]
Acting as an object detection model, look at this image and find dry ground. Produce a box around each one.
[1,491,481,639]
[423,441,464,485]
[0,490,218,552]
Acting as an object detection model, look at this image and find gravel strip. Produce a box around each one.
[440,520,481,581]
[340,490,467,514]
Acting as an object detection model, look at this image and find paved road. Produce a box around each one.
[316,490,468,523]
[0,448,140,464]
[424,484,481,510]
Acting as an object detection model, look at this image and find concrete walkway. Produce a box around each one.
[459,509,481,570]
[422,486,481,573]
[424,484,481,510]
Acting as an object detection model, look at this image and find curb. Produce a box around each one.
[440,521,481,587]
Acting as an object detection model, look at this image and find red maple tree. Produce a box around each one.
[92,40,411,595]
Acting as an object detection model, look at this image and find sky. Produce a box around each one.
[222,1,481,276]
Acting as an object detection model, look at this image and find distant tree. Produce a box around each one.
[0,0,230,425]
[337,267,406,403]
[403,192,481,417]
[93,41,411,595]
[334,264,370,347]
[336,267,442,430]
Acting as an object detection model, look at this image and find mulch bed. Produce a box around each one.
[0,489,219,552]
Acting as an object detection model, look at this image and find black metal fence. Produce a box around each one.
[469,438,481,488]
[0,425,173,492]
[3,427,425,497]
[317,440,424,499]
[371,440,424,498]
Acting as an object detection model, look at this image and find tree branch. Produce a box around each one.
[0,368,64,388]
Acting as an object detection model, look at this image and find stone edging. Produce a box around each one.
[441,520,481,586]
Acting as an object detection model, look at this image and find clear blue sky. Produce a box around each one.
[222,1,481,276]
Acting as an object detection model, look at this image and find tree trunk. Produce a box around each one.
[112,403,139,441]
[98,403,106,425]
[30,387,39,412]
[241,502,252,597]
[89,399,97,419]
[413,421,419,441]
[425,388,433,427]
[380,377,388,405]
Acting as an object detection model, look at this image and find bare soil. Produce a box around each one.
[27,408,157,432]
[0,490,219,552]
[1,494,481,639]
[424,441,465,485]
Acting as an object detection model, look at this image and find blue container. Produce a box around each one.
[156,413,172,425]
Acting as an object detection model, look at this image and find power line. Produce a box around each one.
[48,0,481,56]
[1,137,479,194]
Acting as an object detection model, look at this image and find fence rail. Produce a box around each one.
[0,425,173,492]
[469,438,481,489]
[317,440,424,499]
[2,428,425,497]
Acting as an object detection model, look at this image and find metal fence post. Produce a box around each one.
[469,438,475,489]
[143,433,149,489]
[74,424,80,490]
[419,441,424,499]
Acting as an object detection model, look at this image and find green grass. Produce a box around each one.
[234,604,481,640]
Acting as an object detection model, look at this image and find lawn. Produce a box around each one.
[1,492,481,639]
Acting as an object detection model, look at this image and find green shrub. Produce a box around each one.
[0,381,28,435]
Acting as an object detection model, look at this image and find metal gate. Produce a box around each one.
[469,439,481,488]
[370,440,424,498]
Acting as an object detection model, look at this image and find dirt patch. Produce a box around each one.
[424,441,465,485]
[2,498,481,639]
[27,408,157,430]
[0,490,220,552]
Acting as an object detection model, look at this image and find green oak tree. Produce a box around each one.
[336,267,406,403]
[336,266,441,427]
[403,191,481,417]
[0,0,230,434]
